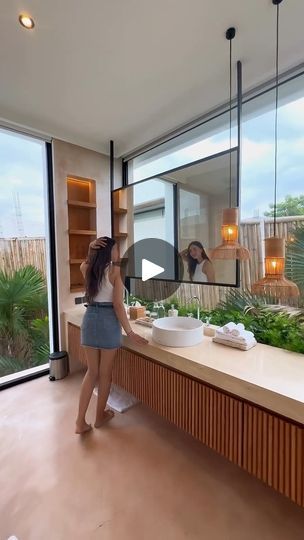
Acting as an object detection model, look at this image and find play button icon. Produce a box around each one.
[119,238,184,302]
[142,259,164,281]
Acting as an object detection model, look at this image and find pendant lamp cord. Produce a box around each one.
[229,36,232,208]
[274,3,280,237]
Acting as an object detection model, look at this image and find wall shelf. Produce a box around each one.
[112,189,128,256]
[114,207,128,215]
[69,229,97,236]
[114,232,128,238]
[68,200,97,209]
[70,284,85,292]
[70,259,85,264]
[67,176,96,292]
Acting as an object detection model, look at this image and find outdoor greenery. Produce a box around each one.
[0,265,49,378]
[286,225,304,296]
[129,288,304,354]
[264,194,304,217]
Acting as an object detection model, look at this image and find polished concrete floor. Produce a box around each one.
[1,374,304,540]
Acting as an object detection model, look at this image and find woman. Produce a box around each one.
[75,236,148,434]
[181,241,215,283]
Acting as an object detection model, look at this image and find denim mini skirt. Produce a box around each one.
[81,302,122,349]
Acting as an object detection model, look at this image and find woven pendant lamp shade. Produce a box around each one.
[252,237,299,299]
[211,208,250,261]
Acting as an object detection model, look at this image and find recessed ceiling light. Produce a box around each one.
[19,14,35,29]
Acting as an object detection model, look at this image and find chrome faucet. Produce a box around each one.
[189,296,200,320]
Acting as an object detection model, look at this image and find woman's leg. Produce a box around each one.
[95,348,117,428]
[75,347,100,433]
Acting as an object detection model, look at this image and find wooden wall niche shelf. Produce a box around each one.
[112,189,128,256]
[67,177,97,292]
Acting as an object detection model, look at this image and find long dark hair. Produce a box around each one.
[85,237,116,303]
[187,241,210,281]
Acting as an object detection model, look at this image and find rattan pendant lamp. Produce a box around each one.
[252,0,299,299]
[211,28,250,261]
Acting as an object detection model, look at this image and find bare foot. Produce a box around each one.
[94,409,115,428]
[75,421,92,434]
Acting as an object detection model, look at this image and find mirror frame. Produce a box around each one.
[112,147,240,287]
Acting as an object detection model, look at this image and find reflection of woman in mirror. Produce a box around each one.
[181,241,215,283]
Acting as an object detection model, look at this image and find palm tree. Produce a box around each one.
[0,265,49,372]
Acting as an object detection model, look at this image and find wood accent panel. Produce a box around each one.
[112,189,128,256]
[243,403,304,506]
[112,349,243,466]
[67,323,87,369]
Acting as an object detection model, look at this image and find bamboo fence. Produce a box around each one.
[0,237,46,275]
[1,215,303,309]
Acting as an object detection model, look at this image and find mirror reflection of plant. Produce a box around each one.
[286,225,304,299]
[0,265,49,367]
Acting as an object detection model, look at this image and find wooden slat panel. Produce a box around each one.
[257,409,263,480]
[291,424,297,503]
[242,403,304,507]
[262,411,268,484]
[112,349,304,508]
[296,428,303,506]
[284,421,291,498]
[273,417,279,491]
[220,393,226,457]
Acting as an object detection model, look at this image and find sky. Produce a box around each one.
[0,129,46,237]
[0,85,303,238]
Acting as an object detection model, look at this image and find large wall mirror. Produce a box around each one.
[168,149,238,286]
[112,148,239,286]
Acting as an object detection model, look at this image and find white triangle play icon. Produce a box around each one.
[142,259,164,282]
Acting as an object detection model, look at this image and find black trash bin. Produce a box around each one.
[49,351,69,381]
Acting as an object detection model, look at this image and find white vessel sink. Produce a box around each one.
[152,317,203,347]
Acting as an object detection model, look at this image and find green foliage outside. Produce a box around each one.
[286,225,304,297]
[264,194,304,217]
[0,266,49,378]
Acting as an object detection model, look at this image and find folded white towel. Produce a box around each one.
[238,330,254,342]
[222,322,236,334]
[231,323,245,337]
[216,328,256,346]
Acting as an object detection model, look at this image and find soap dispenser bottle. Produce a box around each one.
[158,302,165,318]
[168,304,178,317]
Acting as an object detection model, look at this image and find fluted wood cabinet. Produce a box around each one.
[67,323,304,507]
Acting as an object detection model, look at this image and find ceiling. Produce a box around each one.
[0,0,303,157]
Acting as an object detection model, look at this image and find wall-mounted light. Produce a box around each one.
[19,14,35,30]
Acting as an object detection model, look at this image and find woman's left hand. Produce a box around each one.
[89,237,107,250]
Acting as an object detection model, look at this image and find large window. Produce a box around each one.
[0,129,51,382]
[128,109,237,183]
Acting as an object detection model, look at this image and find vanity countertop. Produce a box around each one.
[64,306,304,424]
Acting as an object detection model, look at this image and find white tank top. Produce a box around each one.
[93,266,114,302]
[192,260,208,282]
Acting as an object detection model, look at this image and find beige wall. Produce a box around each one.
[52,139,121,348]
